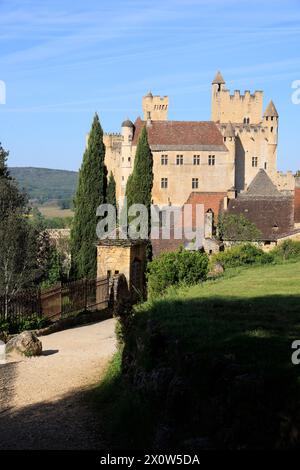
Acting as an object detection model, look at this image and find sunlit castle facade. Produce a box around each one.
[103,72,295,209]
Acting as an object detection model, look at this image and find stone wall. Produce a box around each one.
[295,178,300,223]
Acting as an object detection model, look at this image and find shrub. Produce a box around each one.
[271,240,300,261]
[212,243,274,269]
[12,316,48,334]
[218,214,262,241]
[147,248,209,298]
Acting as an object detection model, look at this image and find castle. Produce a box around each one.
[104,71,295,206]
[101,72,300,252]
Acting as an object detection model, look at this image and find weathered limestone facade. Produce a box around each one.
[103,72,295,208]
[97,239,147,296]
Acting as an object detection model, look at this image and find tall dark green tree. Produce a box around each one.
[107,171,117,208]
[125,126,153,258]
[125,126,153,214]
[71,113,107,279]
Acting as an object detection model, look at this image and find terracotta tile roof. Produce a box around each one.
[132,118,227,151]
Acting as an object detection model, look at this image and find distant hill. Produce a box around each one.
[9,167,78,205]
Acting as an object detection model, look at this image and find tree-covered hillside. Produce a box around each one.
[9,167,78,205]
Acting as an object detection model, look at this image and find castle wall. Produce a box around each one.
[235,127,270,190]
[150,149,233,207]
[212,88,263,124]
[142,94,168,121]
[270,171,295,193]
[103,133,122,200]
[295,178,300,223]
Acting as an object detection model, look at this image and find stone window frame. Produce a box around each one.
[161,154,168,165]
[252,156,258,167]
[161,177,168,189]
[192,177,199,189]
[176,154,184,165]
[208,155,215,166]
[193,155,200,165]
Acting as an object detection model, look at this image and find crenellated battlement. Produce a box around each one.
[142,92,169,121]
[212,74,264,124]
[271,170,295,192]
[226,89,263,101]
[104,132,122,137]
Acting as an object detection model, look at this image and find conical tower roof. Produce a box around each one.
[263,100,278,117]
[240,169,282,198]
[212,71,225,84]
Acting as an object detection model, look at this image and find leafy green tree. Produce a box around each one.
[70,113,107,279]
[0,145,50,316]
[218,214,262,241]
[125,126,153,258]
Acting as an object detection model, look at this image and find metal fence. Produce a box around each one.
[0,276,110,330]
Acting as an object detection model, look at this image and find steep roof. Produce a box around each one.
[263,100,279,117]
[132,118,227,151]
[240,170,284,199]
[212,71,225,84]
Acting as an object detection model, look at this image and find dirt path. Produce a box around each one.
[0,318,117,449]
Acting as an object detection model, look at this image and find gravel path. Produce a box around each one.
[0,318,117,449]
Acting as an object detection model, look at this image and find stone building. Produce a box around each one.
[295,176,300,224]
[224,170,295,243]
[104,71,295,206]
[99,72,298,253]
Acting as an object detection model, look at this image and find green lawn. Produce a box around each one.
[94,261,300,449]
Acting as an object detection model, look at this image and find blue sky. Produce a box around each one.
[0,0,299,172]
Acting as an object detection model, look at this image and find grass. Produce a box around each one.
[94,261,300,449]
[38,205,74,218]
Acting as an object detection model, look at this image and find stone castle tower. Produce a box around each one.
[210,71,292,192]
[102,71,294,207]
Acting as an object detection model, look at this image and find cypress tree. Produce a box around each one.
[107,171,117,208]
[71,113,107,279]
[125,126,153,257]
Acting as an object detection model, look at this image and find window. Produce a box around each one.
[161,177,168,189]
[193,155,200,165]
[128,157,131,162]
[192,178,199,189]
[208,155,215,166]
[161,154,168,165]
[270,127,273,133]
[252,157,258,167]
[264,162,267,170]
[176,154,183,165]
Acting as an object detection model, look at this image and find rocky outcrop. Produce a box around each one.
[6,331,42,357]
